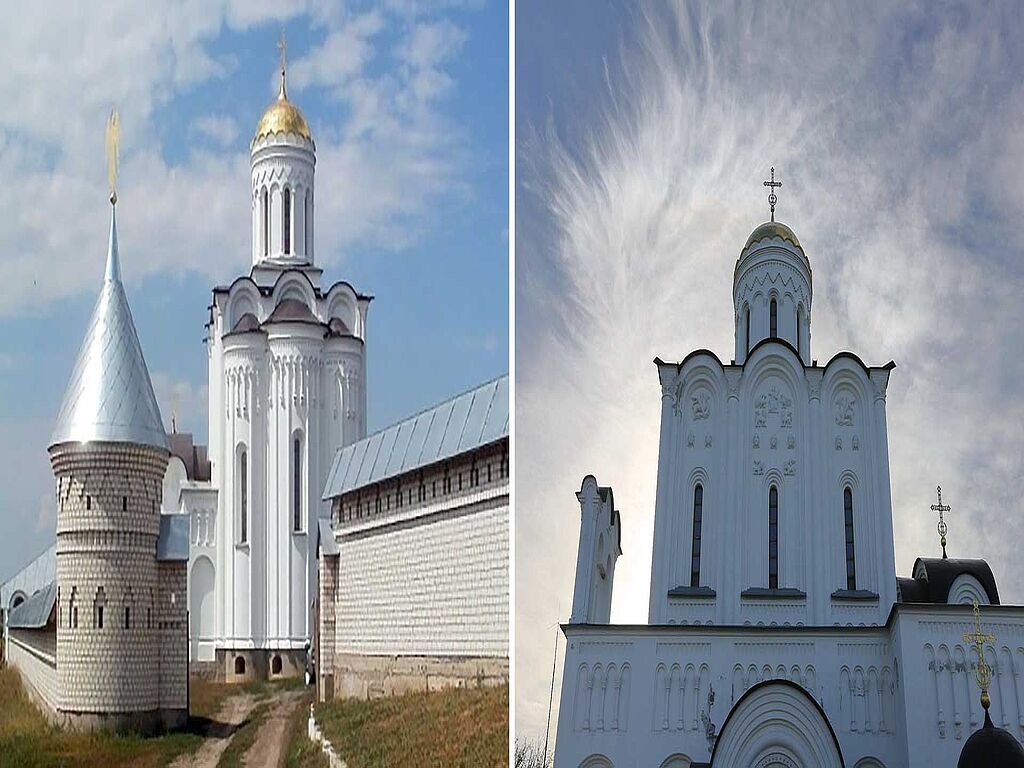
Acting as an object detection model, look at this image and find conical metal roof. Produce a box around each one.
[50,205,167,450]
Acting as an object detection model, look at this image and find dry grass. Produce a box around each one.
[283,691,325,768]
[0,667,256,767]
[313,684,509,768]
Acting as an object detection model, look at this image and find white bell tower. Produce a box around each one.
[250,40,315,268]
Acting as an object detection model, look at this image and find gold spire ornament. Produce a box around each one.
[963,599,997,711]
[252,32,312,143]
[105,108,120,205]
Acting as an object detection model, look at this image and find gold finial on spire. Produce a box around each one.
[105,108,120,205]
[964,599,997,712]
[931,485,951,559]
[277,30,288,100]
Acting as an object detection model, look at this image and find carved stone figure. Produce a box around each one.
[835,395,855,427]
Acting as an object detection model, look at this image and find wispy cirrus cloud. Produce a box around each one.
[516,0,1024,743]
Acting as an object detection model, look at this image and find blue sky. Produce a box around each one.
[0,1,507,582]
[517,0,1024,744]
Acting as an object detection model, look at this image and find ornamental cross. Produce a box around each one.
[963,599,996,711]
[931,485,951,559]
[277,30,287,76]
[763,166,782,222]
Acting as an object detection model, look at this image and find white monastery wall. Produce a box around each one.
[8,631,59,714]
[334,493,508,657]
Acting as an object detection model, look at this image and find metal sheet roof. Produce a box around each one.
[50,206,167,450]
[323,374,508,500]
[1,544,56,610]
[156,514,190,561]
[8,580,57,629]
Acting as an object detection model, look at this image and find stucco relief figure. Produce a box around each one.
[755,387,793,429]
[784,460,796,476]
[688,432,695,447]
[753,460,765,476]
[835,395,855,427]
[692,392,711,420]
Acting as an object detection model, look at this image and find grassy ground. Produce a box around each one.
[283,691,324,768]
[0,666,206,768]
[312,684,509,768]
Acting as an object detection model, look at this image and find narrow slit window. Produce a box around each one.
[690,483,704,588]
[768,485,779,589]
[262,188,269,257]
[770,298,778,339]
[844,487,857,590]
[744,305,750,353]
[283,188,292,255]
[293,437,302,532]
[240,450,248,544]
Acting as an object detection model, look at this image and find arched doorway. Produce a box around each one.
[711,680,844,767]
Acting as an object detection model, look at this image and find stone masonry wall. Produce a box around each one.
[333,492,508,658]
[51,441,170,720]
[158,561,188,713]
[317,553,338,701]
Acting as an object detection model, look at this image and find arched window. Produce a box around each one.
[240,449,248,544]
[262,188,269,257]
[293,436,302,532]
[770,298,778,338]
[690,483,704,588]
[283,188,292,255]
[796,308,801,356]
[844,487,856,590]
[305,190,312,256]
[234,656,246,675]
[744,304,751,353]
[768,486,779,589]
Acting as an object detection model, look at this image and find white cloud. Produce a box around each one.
[151,371,210,439]
[516,0,1024,744]
[190,115,240,147]
[0,3,476,314]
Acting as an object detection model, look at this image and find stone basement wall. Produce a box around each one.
[329,653,509,700]
[8,629,59,715]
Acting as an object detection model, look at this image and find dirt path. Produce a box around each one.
[169,692,257,768]
[240,690,306,768]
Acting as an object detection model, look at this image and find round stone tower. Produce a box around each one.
[49,197,185,732]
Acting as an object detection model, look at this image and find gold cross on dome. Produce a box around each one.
[763,167,782,222]
[276,30,288,98]
[931,485,951,559]
[963,599,996,710]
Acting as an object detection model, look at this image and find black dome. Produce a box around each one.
[958,712,1024,767]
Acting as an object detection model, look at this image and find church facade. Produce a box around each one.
[162,63,371,682]
[554,218,1024,767]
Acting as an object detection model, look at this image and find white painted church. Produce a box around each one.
[554,200,1024,767]
[163,60,370,681]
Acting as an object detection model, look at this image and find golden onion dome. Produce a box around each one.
[253,74,311,144]
[743,221,801,251]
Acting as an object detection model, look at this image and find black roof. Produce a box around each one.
[958,711,1024,767]
[898,558,999,605]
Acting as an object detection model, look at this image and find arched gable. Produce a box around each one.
[710,680,845,767]
[271,270,317,312]
[225,278,262,328]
